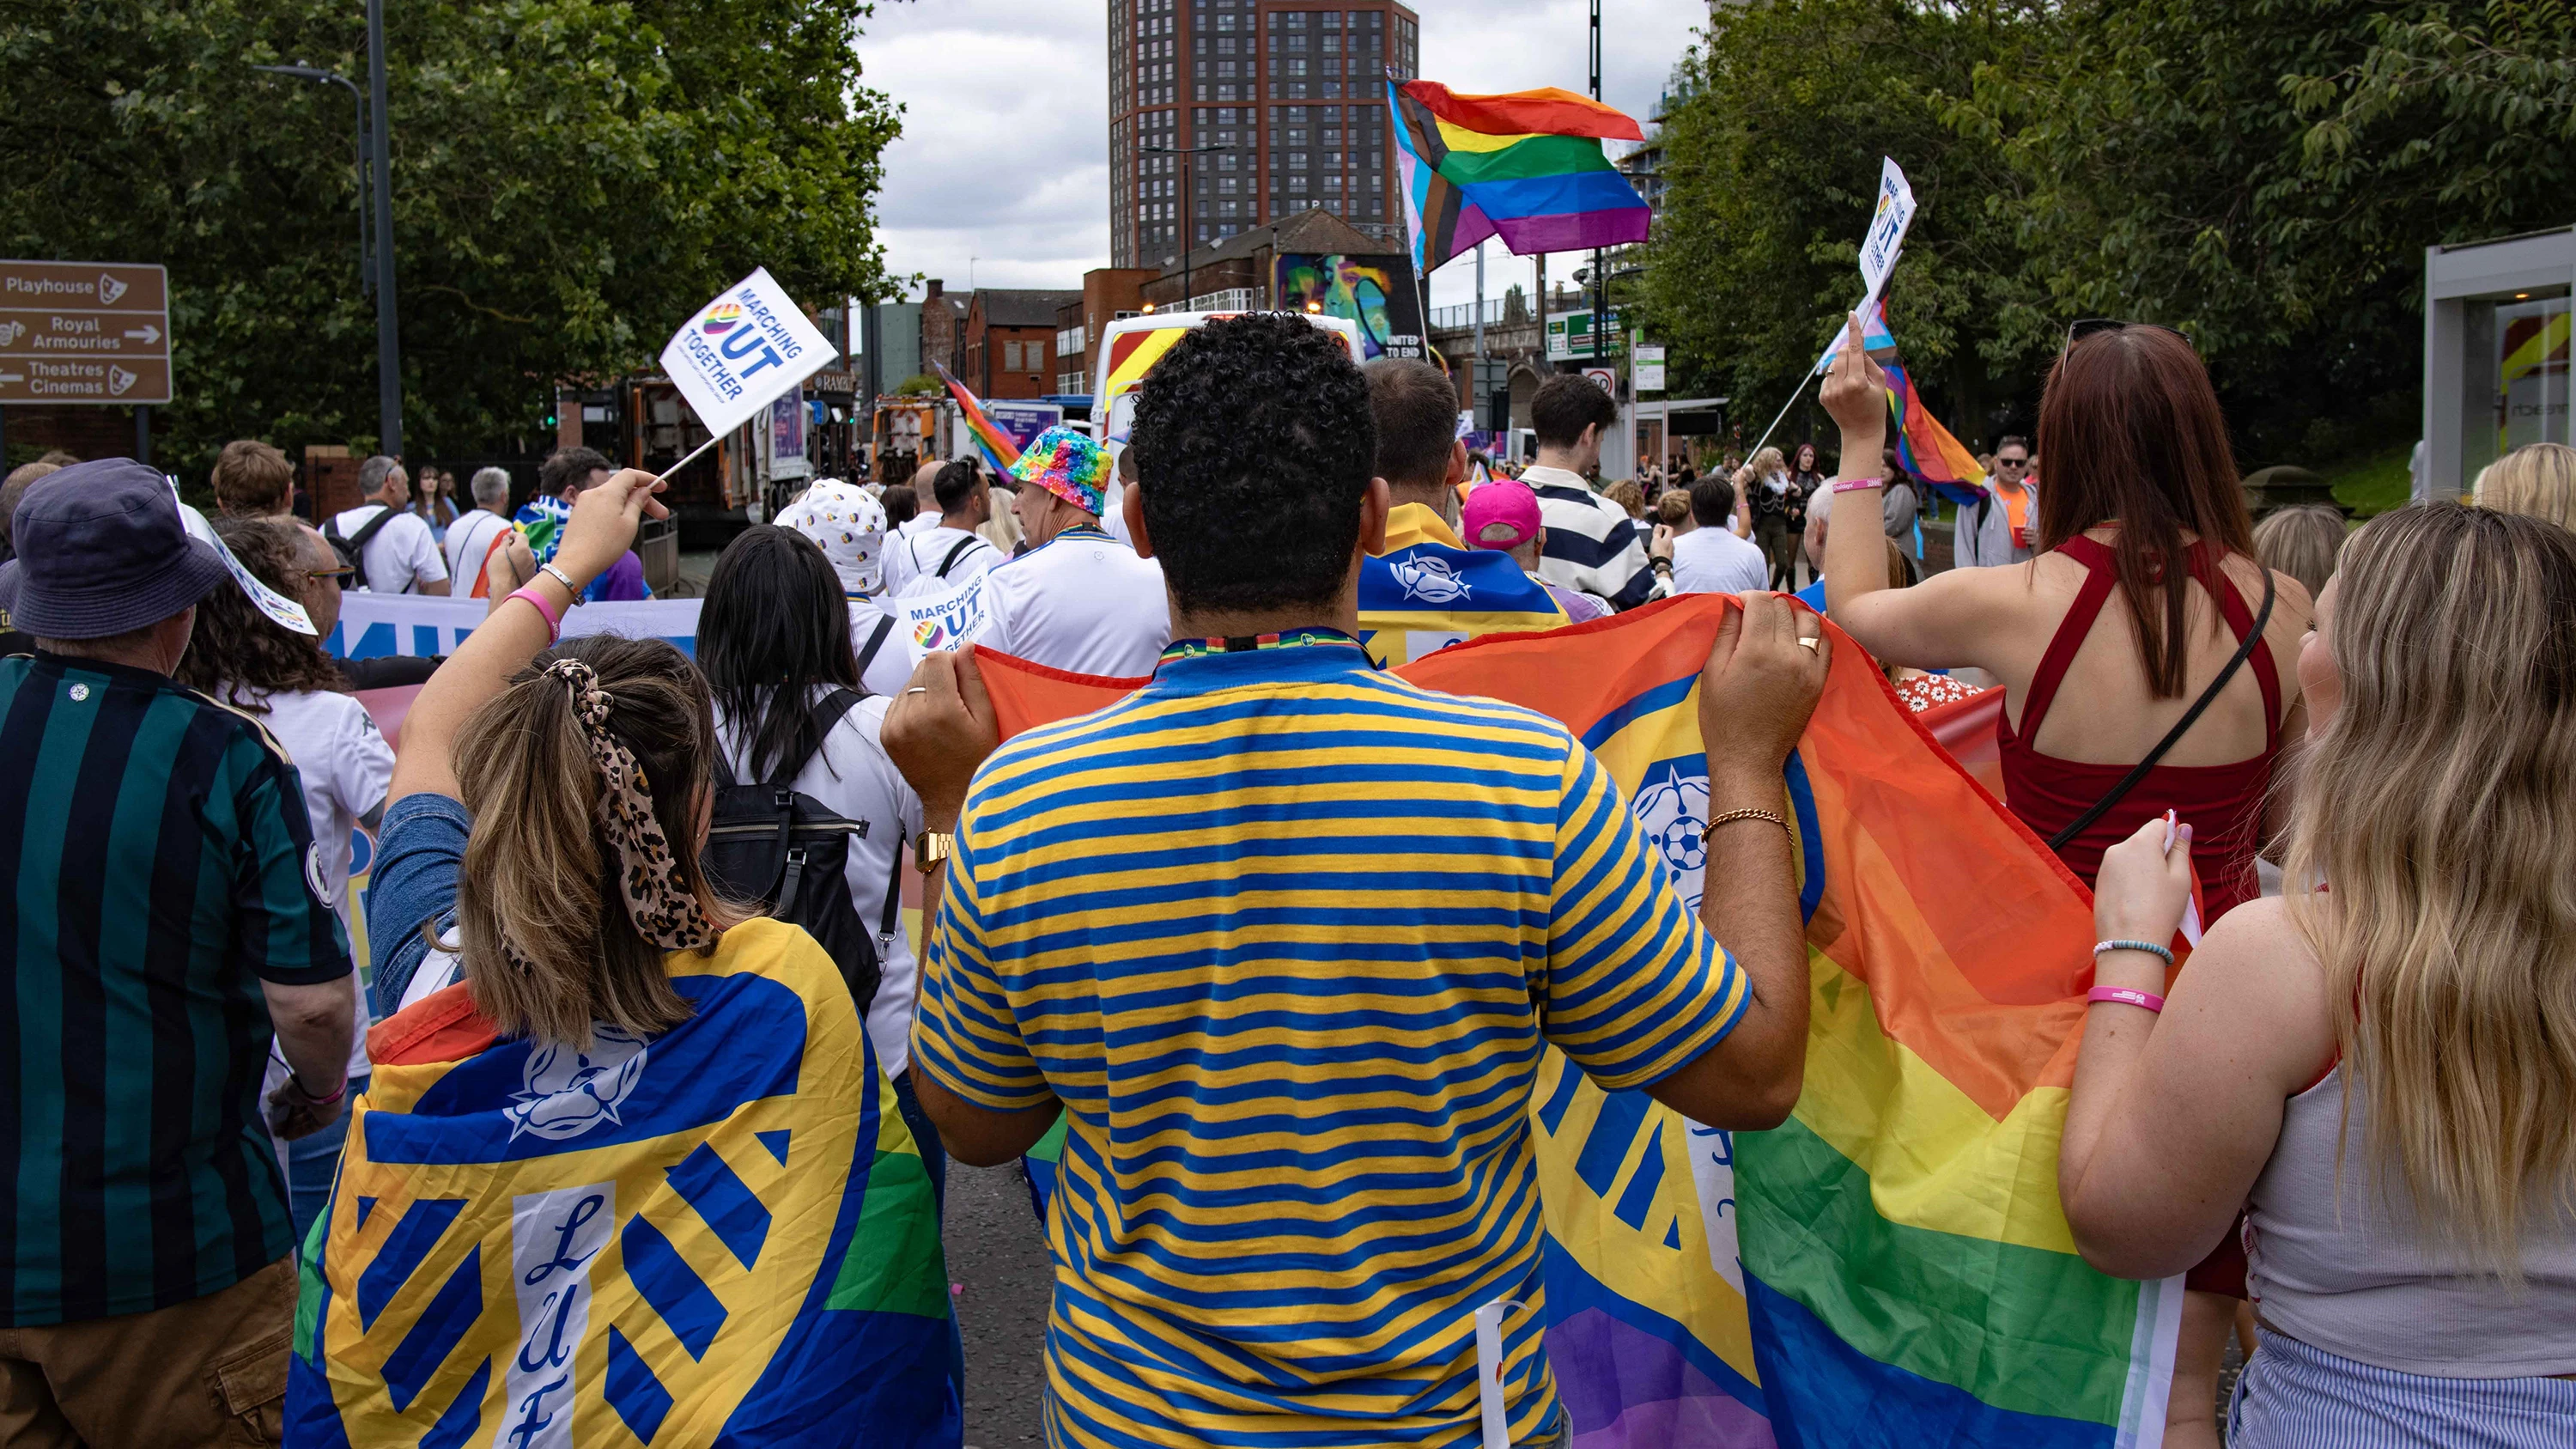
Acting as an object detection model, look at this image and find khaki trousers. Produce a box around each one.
[0,1257,295,1448]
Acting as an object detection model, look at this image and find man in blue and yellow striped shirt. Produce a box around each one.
[891,314,1829,1449]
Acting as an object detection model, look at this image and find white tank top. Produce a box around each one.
[2246,1065,2576,1377]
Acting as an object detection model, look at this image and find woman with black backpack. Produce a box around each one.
[698,526,945,1202]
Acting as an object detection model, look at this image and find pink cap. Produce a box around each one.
[1461,479,1542,551]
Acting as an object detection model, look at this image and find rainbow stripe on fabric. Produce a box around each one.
[1388,77,1651,272]
[975,595,2181,1449]
[932,362,1023,471]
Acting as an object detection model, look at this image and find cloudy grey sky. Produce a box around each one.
[855,0,1710,312]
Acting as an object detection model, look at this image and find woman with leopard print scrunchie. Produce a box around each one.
[295,467,963,1447]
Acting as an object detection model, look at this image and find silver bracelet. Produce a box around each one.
[539,563,581,601]
[2093,938,2175,967]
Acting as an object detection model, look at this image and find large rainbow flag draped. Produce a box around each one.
[1389,77,1651,272]
[931,362,1023,471]
[285,919,961,1447]
[971,596,2180,1448]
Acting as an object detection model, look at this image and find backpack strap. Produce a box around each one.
[934,534,989,579]
[876,843,906,970]
[2045,567,2277,852]
[854,613,897,682]
[768,686,868,788]
[332,506,404,592]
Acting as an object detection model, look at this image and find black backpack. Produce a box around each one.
[322,506,403,592]
[701,688,901,1014]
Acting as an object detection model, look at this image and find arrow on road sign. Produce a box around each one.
[123,324,160,344]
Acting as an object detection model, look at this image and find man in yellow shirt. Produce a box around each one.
[1358,359,1568,665]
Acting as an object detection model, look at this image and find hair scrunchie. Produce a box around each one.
[522,656,721,963]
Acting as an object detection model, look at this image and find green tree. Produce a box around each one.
[0,0,902,478]
[1637,0,2044,461]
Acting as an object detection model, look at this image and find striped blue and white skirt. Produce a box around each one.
[2229,1327,2576,1448]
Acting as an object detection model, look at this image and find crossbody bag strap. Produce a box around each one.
[2047,567,2276,852]
[854,613,896,680]
[934,534,987,579]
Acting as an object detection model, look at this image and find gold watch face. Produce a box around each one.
[914,831,953,873]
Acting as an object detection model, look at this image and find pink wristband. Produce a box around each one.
[507,585,563,642]
[2086,985,2166,1014]
[1832,478,1884,493]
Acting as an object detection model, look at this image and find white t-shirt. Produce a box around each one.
[883,523,1001,600]
[331,503,448,594]
[1670,525,1770,597]
[714,691,926,1079]
[978,524,1170,677]
[846,602,916,698]
[243,687,394,1080]
[442,508,512,592]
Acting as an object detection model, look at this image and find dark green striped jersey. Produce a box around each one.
[0,651,350,1325]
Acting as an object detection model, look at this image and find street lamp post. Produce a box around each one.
[253,28,403,457]
[1141,143,1233,308]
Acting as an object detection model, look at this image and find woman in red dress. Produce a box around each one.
[1815,316,2315,1447]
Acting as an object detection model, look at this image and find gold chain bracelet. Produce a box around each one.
[1702,807,1790,841]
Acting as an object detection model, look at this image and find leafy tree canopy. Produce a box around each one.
[1,0,903,478]
[1640,0,2573,466]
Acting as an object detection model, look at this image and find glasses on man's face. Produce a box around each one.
[1996,456,2030,470]
[2064,318,2191,351]
[306,565,356,586]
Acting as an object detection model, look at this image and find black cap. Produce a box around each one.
[0,459,225,640]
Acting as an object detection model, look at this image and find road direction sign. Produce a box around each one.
[0,261,172,404]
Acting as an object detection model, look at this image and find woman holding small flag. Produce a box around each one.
[1816,310,2314,1446]
[288,470,961,1447]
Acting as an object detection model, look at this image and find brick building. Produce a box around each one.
[1054,270,1158,396]
[920,281,973,380]
[964,289,1082,401]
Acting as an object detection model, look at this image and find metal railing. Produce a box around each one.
[1426,289,1590,332]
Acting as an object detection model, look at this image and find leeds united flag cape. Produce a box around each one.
[284,917,960,1448]
[972,595,2182,1449]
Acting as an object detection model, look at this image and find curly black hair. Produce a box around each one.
[1128,313,1374,614]
[174,515,349,709]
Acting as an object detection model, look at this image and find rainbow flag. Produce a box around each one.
[285,920,961,1447]
[1886,357,1990,509]
[931,362,1022,471]
[1389,77,1651,272]
[969,596,2181,1448]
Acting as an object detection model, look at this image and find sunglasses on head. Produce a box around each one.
[2065,318,2191,351]
[306,565,356,584]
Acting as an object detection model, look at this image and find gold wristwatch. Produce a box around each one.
[913,830,953,875]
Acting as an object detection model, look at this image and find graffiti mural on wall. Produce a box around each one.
[1273,254,1425,361]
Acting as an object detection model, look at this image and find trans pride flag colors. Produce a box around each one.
[1389,77,1652,272]
[975,595,2181,1448]
[284,920,959,1448]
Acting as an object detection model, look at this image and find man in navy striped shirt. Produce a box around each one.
[1525,373,1658,612]
[889,314,1830,1449]
[0,460,353,1446]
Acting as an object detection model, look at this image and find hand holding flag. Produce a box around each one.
[1820,310,1893,447]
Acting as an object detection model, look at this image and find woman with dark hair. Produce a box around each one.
[1818,315,2313,1448]
[697,526,939,1199]
[176,515,395,1235]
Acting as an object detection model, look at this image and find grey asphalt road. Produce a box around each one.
[945,1160,1055,1447]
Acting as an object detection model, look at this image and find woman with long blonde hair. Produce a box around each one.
[2063,502,2576,1446]
[2477,440,2576,530]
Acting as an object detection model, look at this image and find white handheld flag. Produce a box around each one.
[657,267,838,442]
[1809,158,1920,375]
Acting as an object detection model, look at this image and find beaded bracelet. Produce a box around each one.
[2093,937,2176,967]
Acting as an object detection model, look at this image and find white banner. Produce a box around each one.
[657,267,838,441]
[887,571,1001,664]
[326,594,704,659]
